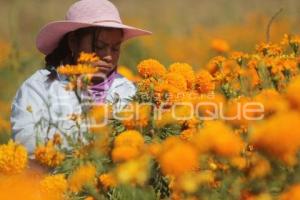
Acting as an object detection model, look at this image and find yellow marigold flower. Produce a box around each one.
[99,173,117,189]
[175,171,215,194]
[158,137,199,177]
[256,42,283,57]
[115,155,150,185]
[194,121,244,157]
[0,140,28,174]
[137,59,166,78]
[280,184,300,200]
[211,38,230,53]
[77,52,100,63]
[117,65,136,81]
[163,72,188,91]
[250,112,300,165]
[57,64,98,76]
[169,62,196,88]
[40,174,67,200]
[286,76,300,110]
[35,141,65,167]
[196,93,225,118]
[68,163,96,193]
[195,70,215,94]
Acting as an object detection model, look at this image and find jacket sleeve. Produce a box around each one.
[10,79,50,155]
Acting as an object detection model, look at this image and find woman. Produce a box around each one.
[10,0,151,155]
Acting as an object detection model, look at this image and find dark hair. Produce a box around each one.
[45,27,100,80]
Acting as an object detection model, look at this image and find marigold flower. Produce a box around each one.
[77,52,100,63]
[112,146,141,162]
[158,137,199,177]
[256,42,283,57]
[35,141,65,167]
[0,140,28,174]
[211,38,230,53]
[194,121,244,157]
[163,72,188,91]
[137,59,166,78]
[195,70,215,94]
[68,163,97,193]
[280,184,300,200]
[40,174,67,200]
[154,82,180,107]
[117,103,151,129]
[57,64,98,76]
[99,173,117,189]
[169,62,196,88]
[112,130,145,162]
[115,155,150,185]
[180,128,196,141]
[250,112,300,165]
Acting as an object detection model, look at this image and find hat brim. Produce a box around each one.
[36,20,152,55]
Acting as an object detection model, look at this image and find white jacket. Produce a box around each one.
[10,69,136,155]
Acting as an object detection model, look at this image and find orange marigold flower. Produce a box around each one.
[112,146,141,162]
[154,82,180,107]
[57,64,98,76]
[99,173,117,189]
[256,42,283,57]
[169,62,196,88]
[158,137,199,177]
[68,163,97,193]
[112,130,145,162]
[40,174,67,200]
[280,184,300,200]
[206,56,226,76]
[117,103,151,129]
[0,140,28,174]
[114,130,144,149]
[137,59,166,78]
[254,89,288,117]
[195,70,215,94]
[250,112,300,165]
[163,72,188,91]
[180,128,196,141]
[35,141,65,167]
[211,38,230,53]
[194,121,244,157]
[77,52,100,63]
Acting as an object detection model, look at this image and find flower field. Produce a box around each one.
[2,0,300,199]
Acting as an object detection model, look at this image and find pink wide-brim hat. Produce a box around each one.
[36,0,152,55]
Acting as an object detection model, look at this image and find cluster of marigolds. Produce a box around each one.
[2,34,300,200]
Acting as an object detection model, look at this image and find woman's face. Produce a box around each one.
[70,28,123,77]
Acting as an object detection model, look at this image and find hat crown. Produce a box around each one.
[65,0,122,23]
